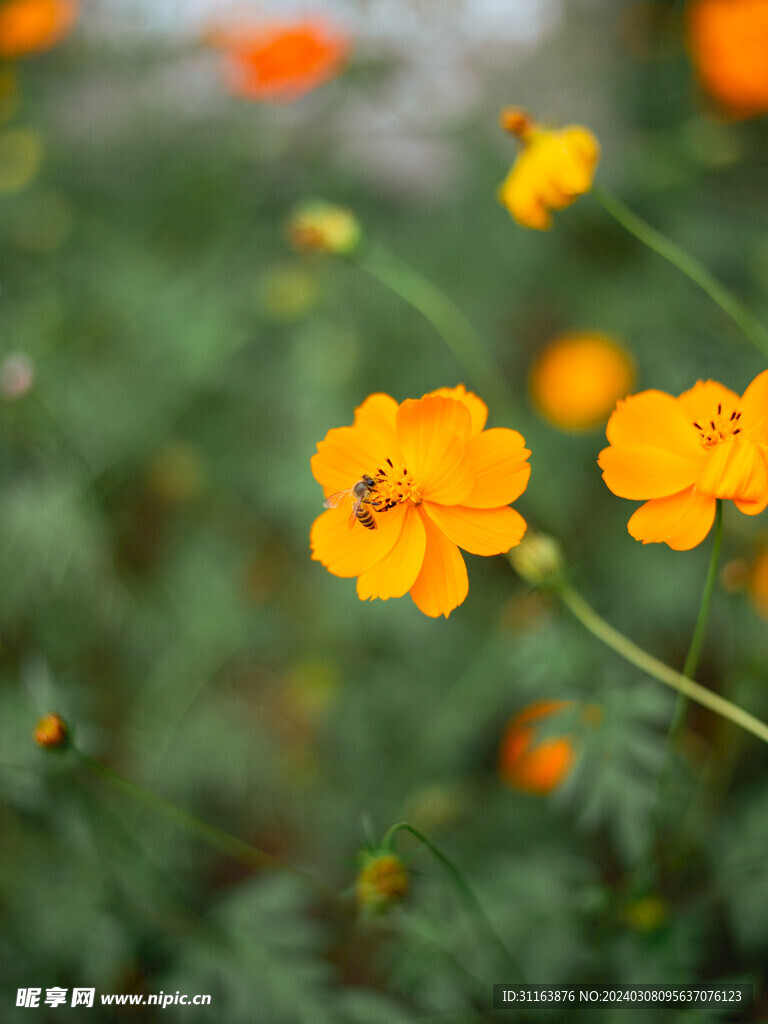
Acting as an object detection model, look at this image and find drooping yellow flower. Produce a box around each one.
[530,331,635,431]
[310,385,531,618]
[599,372,768,550]
[497,108,600,230]
[0,0,78,59]
[686,0,768,119]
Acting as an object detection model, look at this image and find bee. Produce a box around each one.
[323,474,380,529]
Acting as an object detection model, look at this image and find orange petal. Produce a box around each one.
[735,491,768,516]
[598,444,701,499]
[464,428,531,507]
[396,395,475,504]
[356,504,426,601]
[424,502,527,556]
[697,439,768,502]
[739,369,768,440]
[627,489,716,551]
[677,379,741,426]
[353,392,400,448]
[606,389,702,461]
[428,385,488,436]
[310,502,405,577]
[409,510,468,618]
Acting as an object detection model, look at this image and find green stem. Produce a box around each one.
[74,749,336,900]
[594,185,768,360]
[356,246,519,425]
[381,821,524,981]
[555,583,768,747]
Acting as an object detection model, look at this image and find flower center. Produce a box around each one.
[692,403,743,450]
[371,458,422,511]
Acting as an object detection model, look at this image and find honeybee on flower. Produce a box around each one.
[310,386,531,618]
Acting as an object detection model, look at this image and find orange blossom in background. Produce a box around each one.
[686,0,768,119]
[212,17,350,102]
[310,386,531,618]
[499,700,576,795]
[0,0,78,58]
[599,371,768,550]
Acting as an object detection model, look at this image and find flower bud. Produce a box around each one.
[287,201,361,255]
[355,851,408,915]
[33,712,69,750]
[508,532,563,586]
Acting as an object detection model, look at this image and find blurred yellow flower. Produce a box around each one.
[748,547,768,619]
[288,201,361,256]
[530,331,636,431]
[0,126,42,192]
[0,0,78,59]
[497,108,600,230]
[498,700,576,795]
[687,0,768,119]
[34,712,69,749]
[356,851,408,914]
[625,894,667,932]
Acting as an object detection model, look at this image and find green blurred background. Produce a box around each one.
[2,0,768,1020]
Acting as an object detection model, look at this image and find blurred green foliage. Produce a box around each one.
[1,1,768,1021]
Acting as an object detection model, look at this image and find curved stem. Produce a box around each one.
[555,583,768,747]
[356,245,520,426]
[594,185,768,360]
[382,821,524,981]
[74,749,336,900]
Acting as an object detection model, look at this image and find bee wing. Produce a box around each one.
[323,487,352,510]
[348,495,363,529]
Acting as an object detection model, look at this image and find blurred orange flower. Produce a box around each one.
[499,700,575,795]
[213,18,349,102]
[599,372,768,550]
[748,547,768,618]
[310,386,530,618]
[530,331,635,431]
[0,0,78,59]
[497,107,600,230]
[687,0,768,119]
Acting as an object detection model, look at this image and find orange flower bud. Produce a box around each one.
[33,712,69,749]
[498,701,576,795]
[356,851,408,914]
[497,110,600,230]
[530,331,636,431]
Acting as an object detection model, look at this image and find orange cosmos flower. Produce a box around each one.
[530,331,636,431]
[686,0,768,119]
[0,0,78,59]
[310,386,531,618]
[497,107,600,230]
[498,700,576,795]
[599,371,768,550]
[214,18,349,103]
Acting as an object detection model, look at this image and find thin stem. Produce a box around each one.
[555,583,768,747]
[382,821,524,981]
[356,245,520,426]
[594,185,768,360]
[74,749,336,900]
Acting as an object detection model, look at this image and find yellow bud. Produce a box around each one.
[355,852,408,914]
[508,532,563,586]
[287,201,361,255]
[34,712,69,750]
[625,894,667,932]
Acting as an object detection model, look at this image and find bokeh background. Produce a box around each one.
[2,0,768,1020]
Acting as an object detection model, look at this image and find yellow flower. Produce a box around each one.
[310,385,530,618]
[497,107,600,230]
[599,373,768,550]
[530,331,636,431]
[356,851,408,914]
[287,201,360,255]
